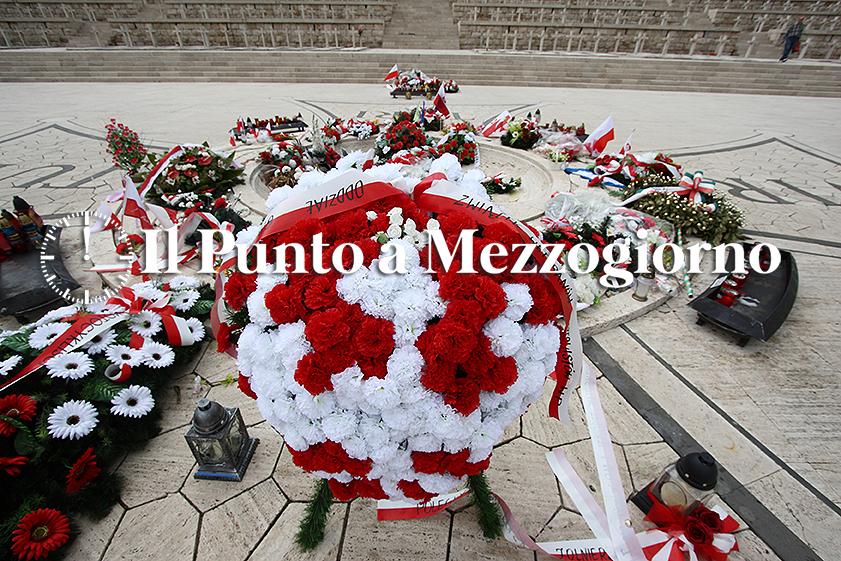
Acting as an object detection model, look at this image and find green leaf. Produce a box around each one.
[190,299,214,316]
[1,332,31,353]
[115,329,132,345]
[80,377,124,402]
[14,425,40,456]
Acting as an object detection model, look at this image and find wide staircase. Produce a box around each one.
[382,0,459,49]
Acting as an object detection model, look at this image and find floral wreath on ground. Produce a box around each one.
[0,278,212,561]
[214,152,572,514]
[436,122,478,166]
[258,140,311,190]
[500,118,541,151]
[374,119,431,163]
[229,114,307,144]
[482,174,521,196]
[541,191,675,307]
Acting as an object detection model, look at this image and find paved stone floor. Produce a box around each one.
[1,84,840,561]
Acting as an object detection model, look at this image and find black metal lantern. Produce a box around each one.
[631,452,718,515]
[185,398,259,481]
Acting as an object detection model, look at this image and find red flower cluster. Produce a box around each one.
[11,508,71,561]
[289,440,372,478]
[105,118,147,173]
[437,127,477,165]
[0,394,38,438]
[378,120,428,160]
[412,449,490,477]
[65,447,101,495]
[0,455,28,477]
[224,272,257,311]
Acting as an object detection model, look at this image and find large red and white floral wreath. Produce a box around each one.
[214,156,578,502]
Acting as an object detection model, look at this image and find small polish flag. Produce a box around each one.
[432,85,450,118]
[480,110,512,138]
[583,116,615,157]
[229,135,236,147]
[121,177,154,229]
[236,118,244,132]
[384,64,399,82]
[89,201,121,233]
[618,132,633,156]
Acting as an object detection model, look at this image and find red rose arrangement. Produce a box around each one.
[643,502,740,561]
[437,122,478,165]
[375,120,429,162]
[105,118,148,175]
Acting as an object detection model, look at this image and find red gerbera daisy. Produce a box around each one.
[0,394,38,438]
[11,508,71,561]
[0,455,28,477]
[65,447,101,495]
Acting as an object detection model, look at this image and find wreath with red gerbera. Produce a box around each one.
[0,395,38,438]
[10,508,71,561]
[65,448,101,495]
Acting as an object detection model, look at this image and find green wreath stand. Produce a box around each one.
[296,473,504,551]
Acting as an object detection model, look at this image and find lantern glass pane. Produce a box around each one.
[193,437,227,465]
[225,414,245,459]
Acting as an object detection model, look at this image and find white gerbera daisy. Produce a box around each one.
[35,305,79,326]
[129,311,162,337]
[168,276,200,289]
[185,317,206,341]
[0,356,22,377]
[46,352,94,380]
[29,322,71,350]
[47,400,98,440]
[85,329,117,354]
[110,385,155,418]
[141,341,175,369]
[105,345,144,368]
[85,302,124,315]
[171,289,200,312]
[130,284,166,301]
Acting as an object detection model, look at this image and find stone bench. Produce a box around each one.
[676,0,838,11]
[108,17,385,47]
[458,20,738,55]
[0,16,71,45]
[0,0,141,21]
[159,1,392,22]
[709,8,840,31]
[451,2,689,27]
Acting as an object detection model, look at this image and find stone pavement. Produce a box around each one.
[1,84,840,561]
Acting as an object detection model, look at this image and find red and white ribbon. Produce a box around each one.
[675,171,715,205]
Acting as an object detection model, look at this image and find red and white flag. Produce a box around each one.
[583,116,615,157]
[121,177,154,230]
[89,201,121,234]
[384,64,399,82]
[480,110,512,138]
[432,84,450,118]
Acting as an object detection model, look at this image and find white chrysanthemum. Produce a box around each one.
[105,345,144,368]
[129,311,162,337]
[168,275,200,289]
[171,289,200,312]
[0,355,22,377]
[29,322,72,350]
[46,352,94,380]
[185,317,206,341]
[47,400,98,439]
[85,329,117,354]
[484,317,524,357]
[130,284,166,301]
[142,341,175,369]
[501,283,533,321]
[110,385,155,418]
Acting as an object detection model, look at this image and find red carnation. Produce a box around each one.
[522,275,562,324]
[354,316,395,359]
[66,447,101,495]
[0,394,38,438]
[166,167,179,180]
[198,155,214,166]
[11,508,71,561]
[398,480,437,502]
[694,506,723,532]
[224,272,256,310]
[263,284,300,324]
[215,322,233,353]
[302,276,339,311]
[0,456,28,477]
[328,477,387,501]
[305,309,351,352]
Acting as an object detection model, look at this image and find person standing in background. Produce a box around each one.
[780,16,805,62]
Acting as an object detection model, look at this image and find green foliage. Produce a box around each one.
[79,377,124,402]
[468,473,503,539]
[296,479,333,551]
[1,332,31,354]
[626,190,744,244]
[189,299,214,316]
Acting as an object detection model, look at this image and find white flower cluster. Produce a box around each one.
[0,277,205,440]
[348,122,374,139]
[238,177,561,501]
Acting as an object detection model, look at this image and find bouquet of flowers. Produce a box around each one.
[444,79,459,93]
[214,162,575,518]
[436,123,478,165]
[424,77,442,97]
[345,118,380,139]
[320,121,343,146]
[0,278,212,561]
[374,120,430,162]
[144,144,245,212]
[500,119,541,151]
[258,141,310,190]
[482,175,521,196]
[230,114,307,144]
[105,119,148,176]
